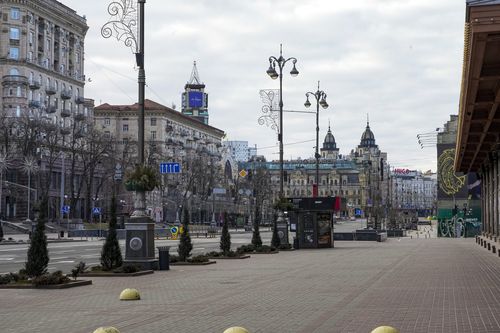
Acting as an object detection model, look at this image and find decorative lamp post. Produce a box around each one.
[0,154,10,219]
[21,156,38,222]
[304,81,329,197]
[266,44,298,199]
[102,0,156,269]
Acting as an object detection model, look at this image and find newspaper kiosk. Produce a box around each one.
[288,197,341,249]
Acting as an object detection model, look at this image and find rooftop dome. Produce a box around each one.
[359,121,377,148]
[322,125,339,151]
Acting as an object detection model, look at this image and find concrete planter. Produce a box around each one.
[0,279,92,289]
[81,270,154,277]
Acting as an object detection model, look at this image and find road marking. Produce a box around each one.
[0,257,14,261]
[0,247,28,252]
[51,260,75,264]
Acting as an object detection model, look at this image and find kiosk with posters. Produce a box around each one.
[288,197,342,249]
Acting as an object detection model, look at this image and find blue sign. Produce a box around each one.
[170,226,178,234]
[188,91,203,108]
[61,205,70,214]
[160,162,181,174]
[355,208,362,216]
[93,207,101,215]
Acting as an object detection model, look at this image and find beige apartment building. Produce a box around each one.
[0,0,91,220]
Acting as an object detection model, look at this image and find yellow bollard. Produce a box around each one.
[223,327,250,333]
[119,288,140,301]
[371,326,399,333]
[93,327,120,333]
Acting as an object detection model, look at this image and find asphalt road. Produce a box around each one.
[0,231,272,275]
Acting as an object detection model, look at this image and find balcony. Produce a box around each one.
[2,75,28,85]
[60,89,72,100]
[60,109,71,117]
[29,100,42,109]
[75,96,85,104]
[45,84,56,95]
[74,113,85,122]
[28,79,41,90]
[46,105,57,114]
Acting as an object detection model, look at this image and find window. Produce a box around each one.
[151,131,156,140]
[9,47,19,60]
[16,106,21,117]
[29,32,34,45]
[150,118,157,126]
[104,118,110,126]
[122,124,128,132]
[104,131,110,138]
[10,27,20,40]
[9,68,18,75]
[28,51,33,61]
[122,138,129,145]
[10,7,20,20]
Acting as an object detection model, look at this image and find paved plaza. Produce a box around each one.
[1,237,500,333]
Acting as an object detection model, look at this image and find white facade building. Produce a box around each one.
[390,169,437,216]
[223,141,256,162]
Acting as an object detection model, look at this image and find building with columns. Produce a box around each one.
[455,0,500,248]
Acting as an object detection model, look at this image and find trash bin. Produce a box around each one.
[157,246,170,270]
[293,237,299,249]
[60,230,64,238]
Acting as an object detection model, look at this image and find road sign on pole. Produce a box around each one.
[61,205,70,214]
[160,162,181,174]
[92,207,101,215]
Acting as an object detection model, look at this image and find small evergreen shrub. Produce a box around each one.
[115,264,140,273]
[188,255,209,263]
[32,271,70,286]
[206,251,221,257]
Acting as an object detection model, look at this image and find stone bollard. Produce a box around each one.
[93,327,120,333]
[223,327,250,333]
[371,326,399,333]
[119,288,140,301]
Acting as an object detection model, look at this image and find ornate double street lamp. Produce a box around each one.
[304,81,329,197]
[266,44,299,199]
[102,0,156,269]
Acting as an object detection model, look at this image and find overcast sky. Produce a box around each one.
[62,0,466,172]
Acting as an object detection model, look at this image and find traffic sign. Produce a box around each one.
[93,207,101,215]
[160,162,181,174]
[239,169,247,177]
[61,205,70,214]
[170,226,178,234]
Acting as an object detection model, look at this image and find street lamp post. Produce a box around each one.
[304,81,329,196]
[102,0,156,269]
[266,44,299,199]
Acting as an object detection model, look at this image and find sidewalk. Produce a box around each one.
[1,237,499,333]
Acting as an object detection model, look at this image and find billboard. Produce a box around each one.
[188,91,203,108]
[437,143,468,200]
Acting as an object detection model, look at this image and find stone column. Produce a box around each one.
[488,166,493,239]
[481,169,485,236]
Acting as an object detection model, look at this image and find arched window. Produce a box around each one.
[9,68,19,75]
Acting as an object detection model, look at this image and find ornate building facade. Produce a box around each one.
[240,121,389,223]
[93,99,236,223]
[0,0,91,221]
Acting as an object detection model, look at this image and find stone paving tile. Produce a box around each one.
[1,238,500,332]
